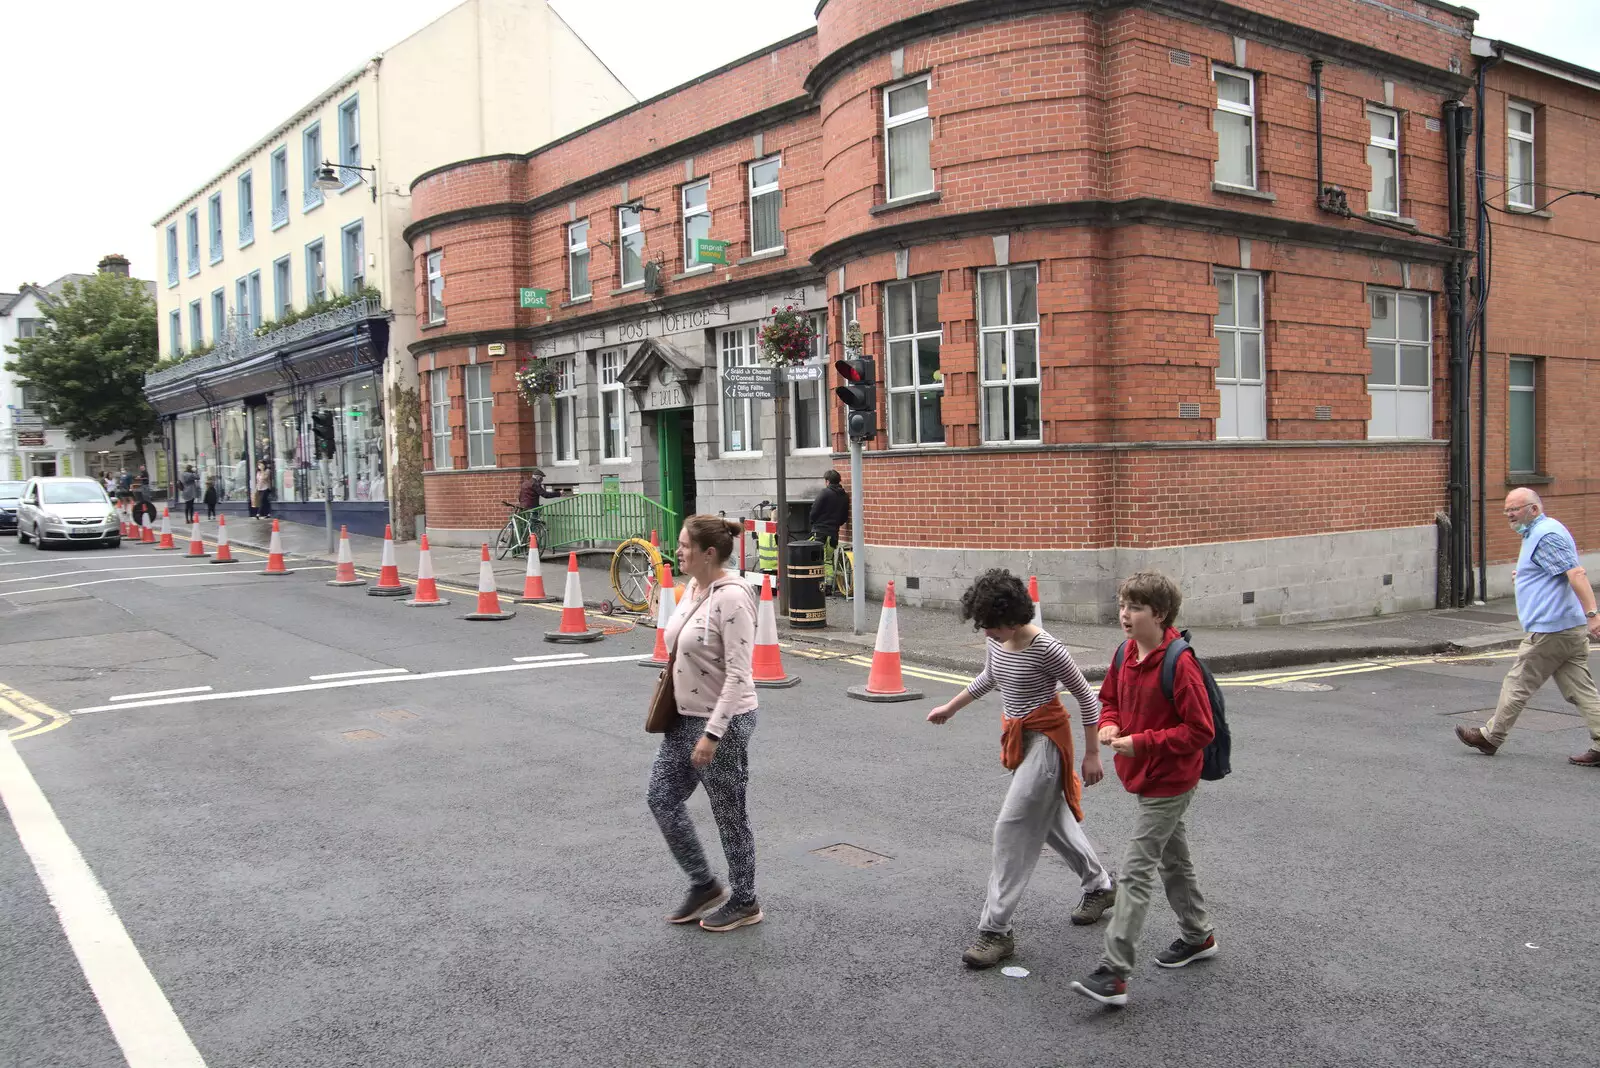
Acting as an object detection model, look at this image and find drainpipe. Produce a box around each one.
[1443,100,1473,608]
[1473,49,1500,602]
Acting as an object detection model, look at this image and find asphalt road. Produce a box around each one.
[1,538,1597,1068]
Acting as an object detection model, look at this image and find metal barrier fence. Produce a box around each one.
[533,491,680,564]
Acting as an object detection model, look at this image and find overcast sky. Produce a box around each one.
[0,0,1593,290]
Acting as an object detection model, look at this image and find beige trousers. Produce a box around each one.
[1101,787,1211,979]
[1483,627,1600,747]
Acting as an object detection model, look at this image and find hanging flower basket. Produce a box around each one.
[515,359,558,405]
[758,305,818,367]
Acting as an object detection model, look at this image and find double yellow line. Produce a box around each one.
[0,683,70,740]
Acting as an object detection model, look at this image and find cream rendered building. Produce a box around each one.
[148,0,632,537]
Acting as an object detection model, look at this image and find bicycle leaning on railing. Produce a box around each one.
[495,502,548,560]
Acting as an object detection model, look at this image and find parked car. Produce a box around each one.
[0,480,22,534]
[15,477,121,549]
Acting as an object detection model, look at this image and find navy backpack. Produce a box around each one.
[1110,630,1231,781]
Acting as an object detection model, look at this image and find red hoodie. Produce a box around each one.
[1097,627,1215,797]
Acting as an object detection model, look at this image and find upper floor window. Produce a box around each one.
[166,223,179,286]
[618,204,645,287]
[211,289,226,342]
[720,327,761,455]
[1507,101,1536,210]
[1367,288,1432,439]
[273,256,292,318]
[1509,357,1539,474]
[306,239,327,304]
[188,301,203,349]
[270,147,290,229]
[429,369,452,471]
[425,250,444,323]
[553,357,578,463]
[238,171,255,246]
[168,310,183,356]
[568,221,590,300]
[302,123,324,211]
[16,318,42,339]
[341,221,365,293]
[884,276,944,445]
[749,157,782,254]
[236,271,262,332]
[1213,66,1256,190]
[1367,107,1400,216]
[682,180,711,271]
[464,363,495,469]
[978,266,1041,444]
[791,312,829,452]
[884,76,933,202]
[1214,269,1265,440]
[185,210,201,276]
[600,349,629,461]
[208,193,224,263]
[337,95,361,187]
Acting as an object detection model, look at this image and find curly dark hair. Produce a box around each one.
[959,569,1034,630]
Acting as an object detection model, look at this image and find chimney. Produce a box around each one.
[97,253,130,277]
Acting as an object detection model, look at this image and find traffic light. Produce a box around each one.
[311,410,336,459]
[834,356,877,443]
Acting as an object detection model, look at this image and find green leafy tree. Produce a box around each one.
[4,272,160,452]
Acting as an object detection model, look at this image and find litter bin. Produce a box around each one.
[788,540,826,629]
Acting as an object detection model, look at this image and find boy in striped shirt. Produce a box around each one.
[929,570,1116,969]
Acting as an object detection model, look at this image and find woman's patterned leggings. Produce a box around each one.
[647,712,758,907]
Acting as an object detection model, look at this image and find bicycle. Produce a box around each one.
[495,502,548,560]
[813,531,854,598]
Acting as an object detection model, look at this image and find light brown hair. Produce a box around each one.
[1118,570,1183,628]
[682,514,743,564]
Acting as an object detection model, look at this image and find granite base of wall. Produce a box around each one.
[424,526,501,548]
[861,525,1440,627]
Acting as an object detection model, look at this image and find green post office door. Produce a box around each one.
[656,409,694,550]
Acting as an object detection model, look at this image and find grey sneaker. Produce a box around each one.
[666,880,728,924]
[1072,878,1117,926]
[1155,933,1219,968]
[700,898,763,932]
[961,929,1015,969]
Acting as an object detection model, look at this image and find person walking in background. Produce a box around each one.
[647,514,763,933]
[1455,488,1600,766]
[203,477,219,520]
[808,469,849,545]
[517,468,562,511]
[927,569,1115,971]
[179,465,199,524]
[254,461,273,520]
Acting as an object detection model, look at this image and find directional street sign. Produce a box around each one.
[723,365,778,383]
[722,380,780,399]
[785,363,822,381]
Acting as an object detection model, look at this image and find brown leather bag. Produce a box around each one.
[645,660,679,734]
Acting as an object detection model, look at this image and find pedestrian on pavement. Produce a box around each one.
[203,477,219,520]
[1072,570,1218,1009]
[647,514,763,933]
[1455,488,1600,766]
[131,482,157,531]
[254,461,274,520]
[808,469,849,545]
[517,468,561,511]
[927,569,1115,971]
[179,466,199,524]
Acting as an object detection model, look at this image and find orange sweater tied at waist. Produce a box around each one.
[999,695,1084,823]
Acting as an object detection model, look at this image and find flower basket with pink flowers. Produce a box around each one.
[758,305,818,367]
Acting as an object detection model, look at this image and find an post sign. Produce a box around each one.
[518,288,551,309]
[694,239,730,266]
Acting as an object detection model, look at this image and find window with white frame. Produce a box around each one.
[1214,269,1265,439]
[425,250,444,323]
[978,266,1041,443]
[568,221,590,300]
[211,289,226,342]
[429,368,452,470]
[553,357,578,463]
[302,123,323,210]
[1367,107,1400,216]
[791,312,829,452]
[189,301,203,349]
[1507,101,1536,210]
[273,256,292,318]
[720,326,761,454]
[238,171,254,246]
[464,363,495,468]
[169,310,182,356]
[341,221,365,293]
[600,350,629,460]
[1509,357,1537,474]
[1367,288,1432,439]
[270,147,290,228]
[884,276,944,445]
[235,278,248,334]
[240,271,262,332]
[618,204,645,287]
[16,319,41,339]
[1213,66,1256,190]
[166,223,179,286]
[682,181,711,270]
[208,193,224,263]
[306,240,327,303]
[749,157,782,254]
[884,76,933,201]
[185,210,201,276]
[338,95,361,185]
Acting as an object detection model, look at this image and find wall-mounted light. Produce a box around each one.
[315,161,379,203]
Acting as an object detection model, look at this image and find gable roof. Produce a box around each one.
[0,292,19,317]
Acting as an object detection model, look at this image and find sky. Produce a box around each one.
[0,0,1594,291]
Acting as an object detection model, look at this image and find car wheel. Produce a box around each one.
[16,525,29,545]
[103,538,122,549]
[33,525,47,550]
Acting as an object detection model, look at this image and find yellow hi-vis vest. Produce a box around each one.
[757,530,779,571]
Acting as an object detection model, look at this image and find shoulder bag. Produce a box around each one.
[645,585,706,734]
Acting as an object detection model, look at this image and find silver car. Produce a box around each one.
[16,477,121,549]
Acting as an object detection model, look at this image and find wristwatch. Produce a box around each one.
[1588,610,1598,619]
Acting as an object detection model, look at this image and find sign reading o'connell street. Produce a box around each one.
[722,365,778,383]
[532,285,824,359]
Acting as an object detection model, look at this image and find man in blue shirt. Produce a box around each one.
[1457,488,1600,766]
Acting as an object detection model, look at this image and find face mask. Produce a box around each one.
[1514,519,1534,536]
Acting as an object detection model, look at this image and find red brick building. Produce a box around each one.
[404,0,1599,625]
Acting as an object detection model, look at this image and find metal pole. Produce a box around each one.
[774,387,789,617]
[850,437,864,635]
[323,458,334,554]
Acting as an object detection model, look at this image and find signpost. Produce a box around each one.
[845,321,867,635]
[693,239,730,266]
[721,365,780,399]
[518,288,550,309]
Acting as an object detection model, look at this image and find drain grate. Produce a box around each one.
[341,729,384,741]
[811,843,893,869]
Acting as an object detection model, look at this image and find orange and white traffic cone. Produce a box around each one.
[140,513,155,543]
[847,581,923,703]
[403,535,449,607]
[152,508,179,550]
[640,563,676,668]
[327,525,366,587]
[1029,575,1043,628]
[516,533,557,603]
[260,518,291,575]
[753,573,800,688]
[462,543,515,621]
[118,508,130,539]
[544,552,603,643]
[367,524,408,597]
[185,518,209,558]
[210,514,236,563]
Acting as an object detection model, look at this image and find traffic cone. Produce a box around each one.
[403,535,449,607]
[640,563,676,668]
[260,519,291,575]
[516,533,557,603]
[1030,575,1043,627]
[847,581,923,702]
[753,573,800,688]
[327,525,366,586]
[140,513,155,543]
[544,552,603,643]
[367,524,409,597]
[152,508,179,550]
[185,519,209,558]
[119,508,130,538]
[210,514,236,563]
[462,543,515,621]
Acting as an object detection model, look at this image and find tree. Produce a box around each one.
[4,272,160,452]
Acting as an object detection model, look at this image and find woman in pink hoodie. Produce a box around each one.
[648,514,762,932]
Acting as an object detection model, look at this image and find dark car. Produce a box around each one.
[0,480,22,533]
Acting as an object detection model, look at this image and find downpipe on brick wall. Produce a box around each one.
[1473,50,1501,603]
[1444,100,1474,608]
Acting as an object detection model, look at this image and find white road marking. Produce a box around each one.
[0,563,218,584]
[0,732,208,1066]
[307,668,409,681]
[109,686,214,702]
[511,653,592,663]
[0,567,332,597]
[69,653,651,715]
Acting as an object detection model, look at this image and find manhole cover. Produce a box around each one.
[810,843,892,869]
[1268,680,1335,692]
[341,729,384,741]
[377,709,418,722]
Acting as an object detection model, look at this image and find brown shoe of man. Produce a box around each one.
[1455,725,1499,755]
[1568,748,1600,767]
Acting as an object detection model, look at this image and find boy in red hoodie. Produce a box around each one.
[1072,571,1217,1008]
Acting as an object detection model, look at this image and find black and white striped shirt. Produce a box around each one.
[965,632,1100,725]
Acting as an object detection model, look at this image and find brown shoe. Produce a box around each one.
[1455,725,1499,756]
[1568,749,1600,767]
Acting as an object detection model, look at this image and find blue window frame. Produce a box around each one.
[302,123,323,211]
[235,272,262,333]
[211,289,226,342]
[189,300,203,348]
[273,256,292,318]
[341,221,365,293]
[168,309,182,356]
[270,147,290,229]
[238,171,255,247]
[305,239,327,303]
[185,209,200,276]
[337,94,361,190]
[166,223,179,286]
[208,192,224,264]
